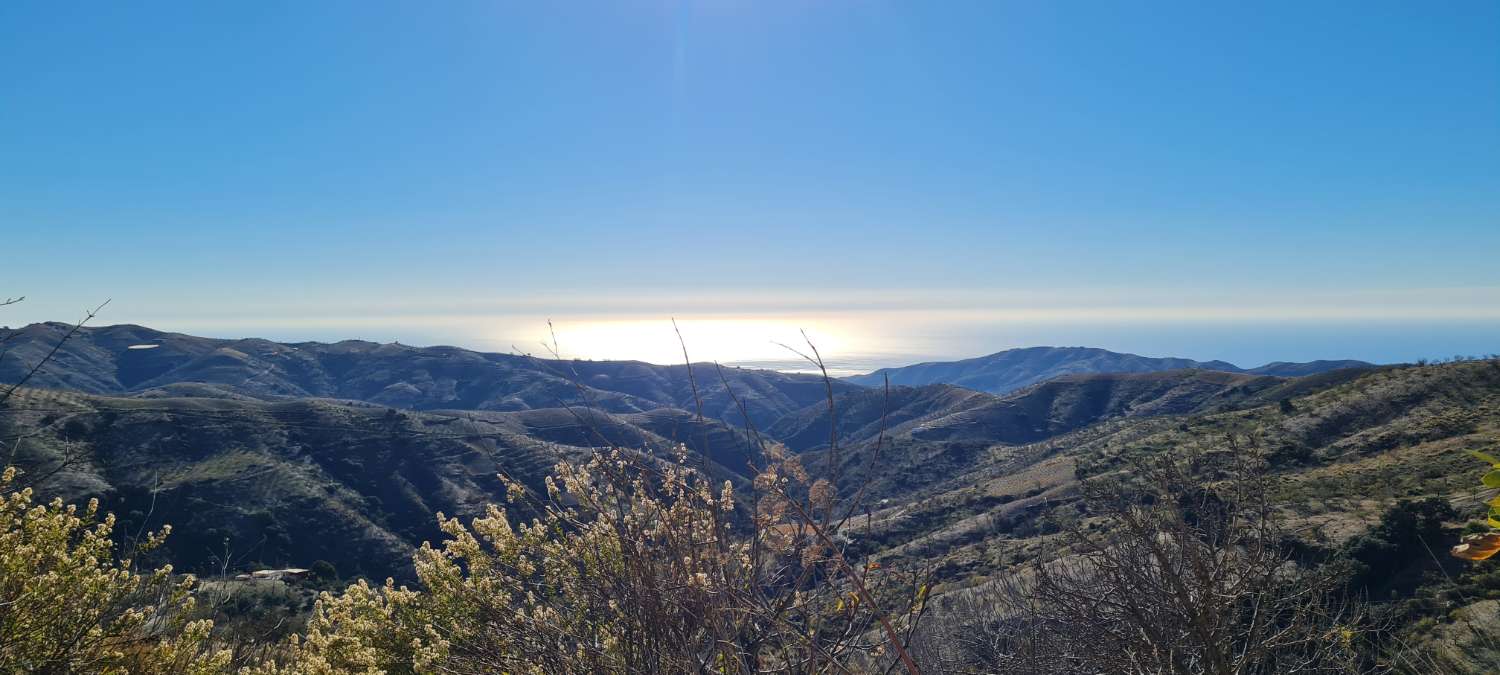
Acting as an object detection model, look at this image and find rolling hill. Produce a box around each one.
[845,345,1372,394]
[844,358,1500,592]
[797,367,1381,501]
[0,386,764,580]
[0,323,858,429]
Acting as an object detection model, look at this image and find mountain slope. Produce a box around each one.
[1244,359,1374,376]
[765,384,991,452]
[847,358,1500,588]
[0,387,762,580]
[804,367,1382,503]
[845,346,1372,394]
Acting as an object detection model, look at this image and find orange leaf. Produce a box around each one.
[1452,532,1500,561]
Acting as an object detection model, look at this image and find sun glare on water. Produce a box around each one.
[535,318,853,372]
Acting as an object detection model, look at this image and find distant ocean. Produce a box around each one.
[724,354,940,378]
[119,316,1500,379]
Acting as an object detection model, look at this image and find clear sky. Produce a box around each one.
[2,1,1497,371]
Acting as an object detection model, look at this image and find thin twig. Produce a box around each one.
[0,299,110,407]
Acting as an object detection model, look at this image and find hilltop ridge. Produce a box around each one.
[0,323,856,429]
[846,345,1373,394]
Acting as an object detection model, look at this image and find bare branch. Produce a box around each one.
[0,299,110,407]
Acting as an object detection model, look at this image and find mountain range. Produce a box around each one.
[1,325,1372,417]
[845,345,1372,394]
[0,322,857,429]
[0,322,1395,580]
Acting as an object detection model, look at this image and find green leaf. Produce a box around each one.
[1484,470,1500,489]
[1487,515,1500,530]
[1472,450,1500,467]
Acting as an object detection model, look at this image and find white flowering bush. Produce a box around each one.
[0,466,230,674]
[257,447,927,674]
[245,578,437,675]
[2,446,926,673]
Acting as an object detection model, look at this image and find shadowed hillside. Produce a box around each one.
[0,387,762,580]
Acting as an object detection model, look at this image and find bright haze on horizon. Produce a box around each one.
[2,1,1496,371]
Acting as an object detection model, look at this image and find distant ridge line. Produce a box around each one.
[844,346,1373,395]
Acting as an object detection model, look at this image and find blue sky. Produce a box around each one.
[2,1,1497,369]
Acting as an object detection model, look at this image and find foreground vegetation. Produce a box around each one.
[0,466,228,673]
[10,425,1496,672]
[2,445,938,673]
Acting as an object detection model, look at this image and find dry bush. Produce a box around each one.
[251,447,928,674]
[0,448,928,674]
[251,330,930,673]
[915,450,1383,674]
